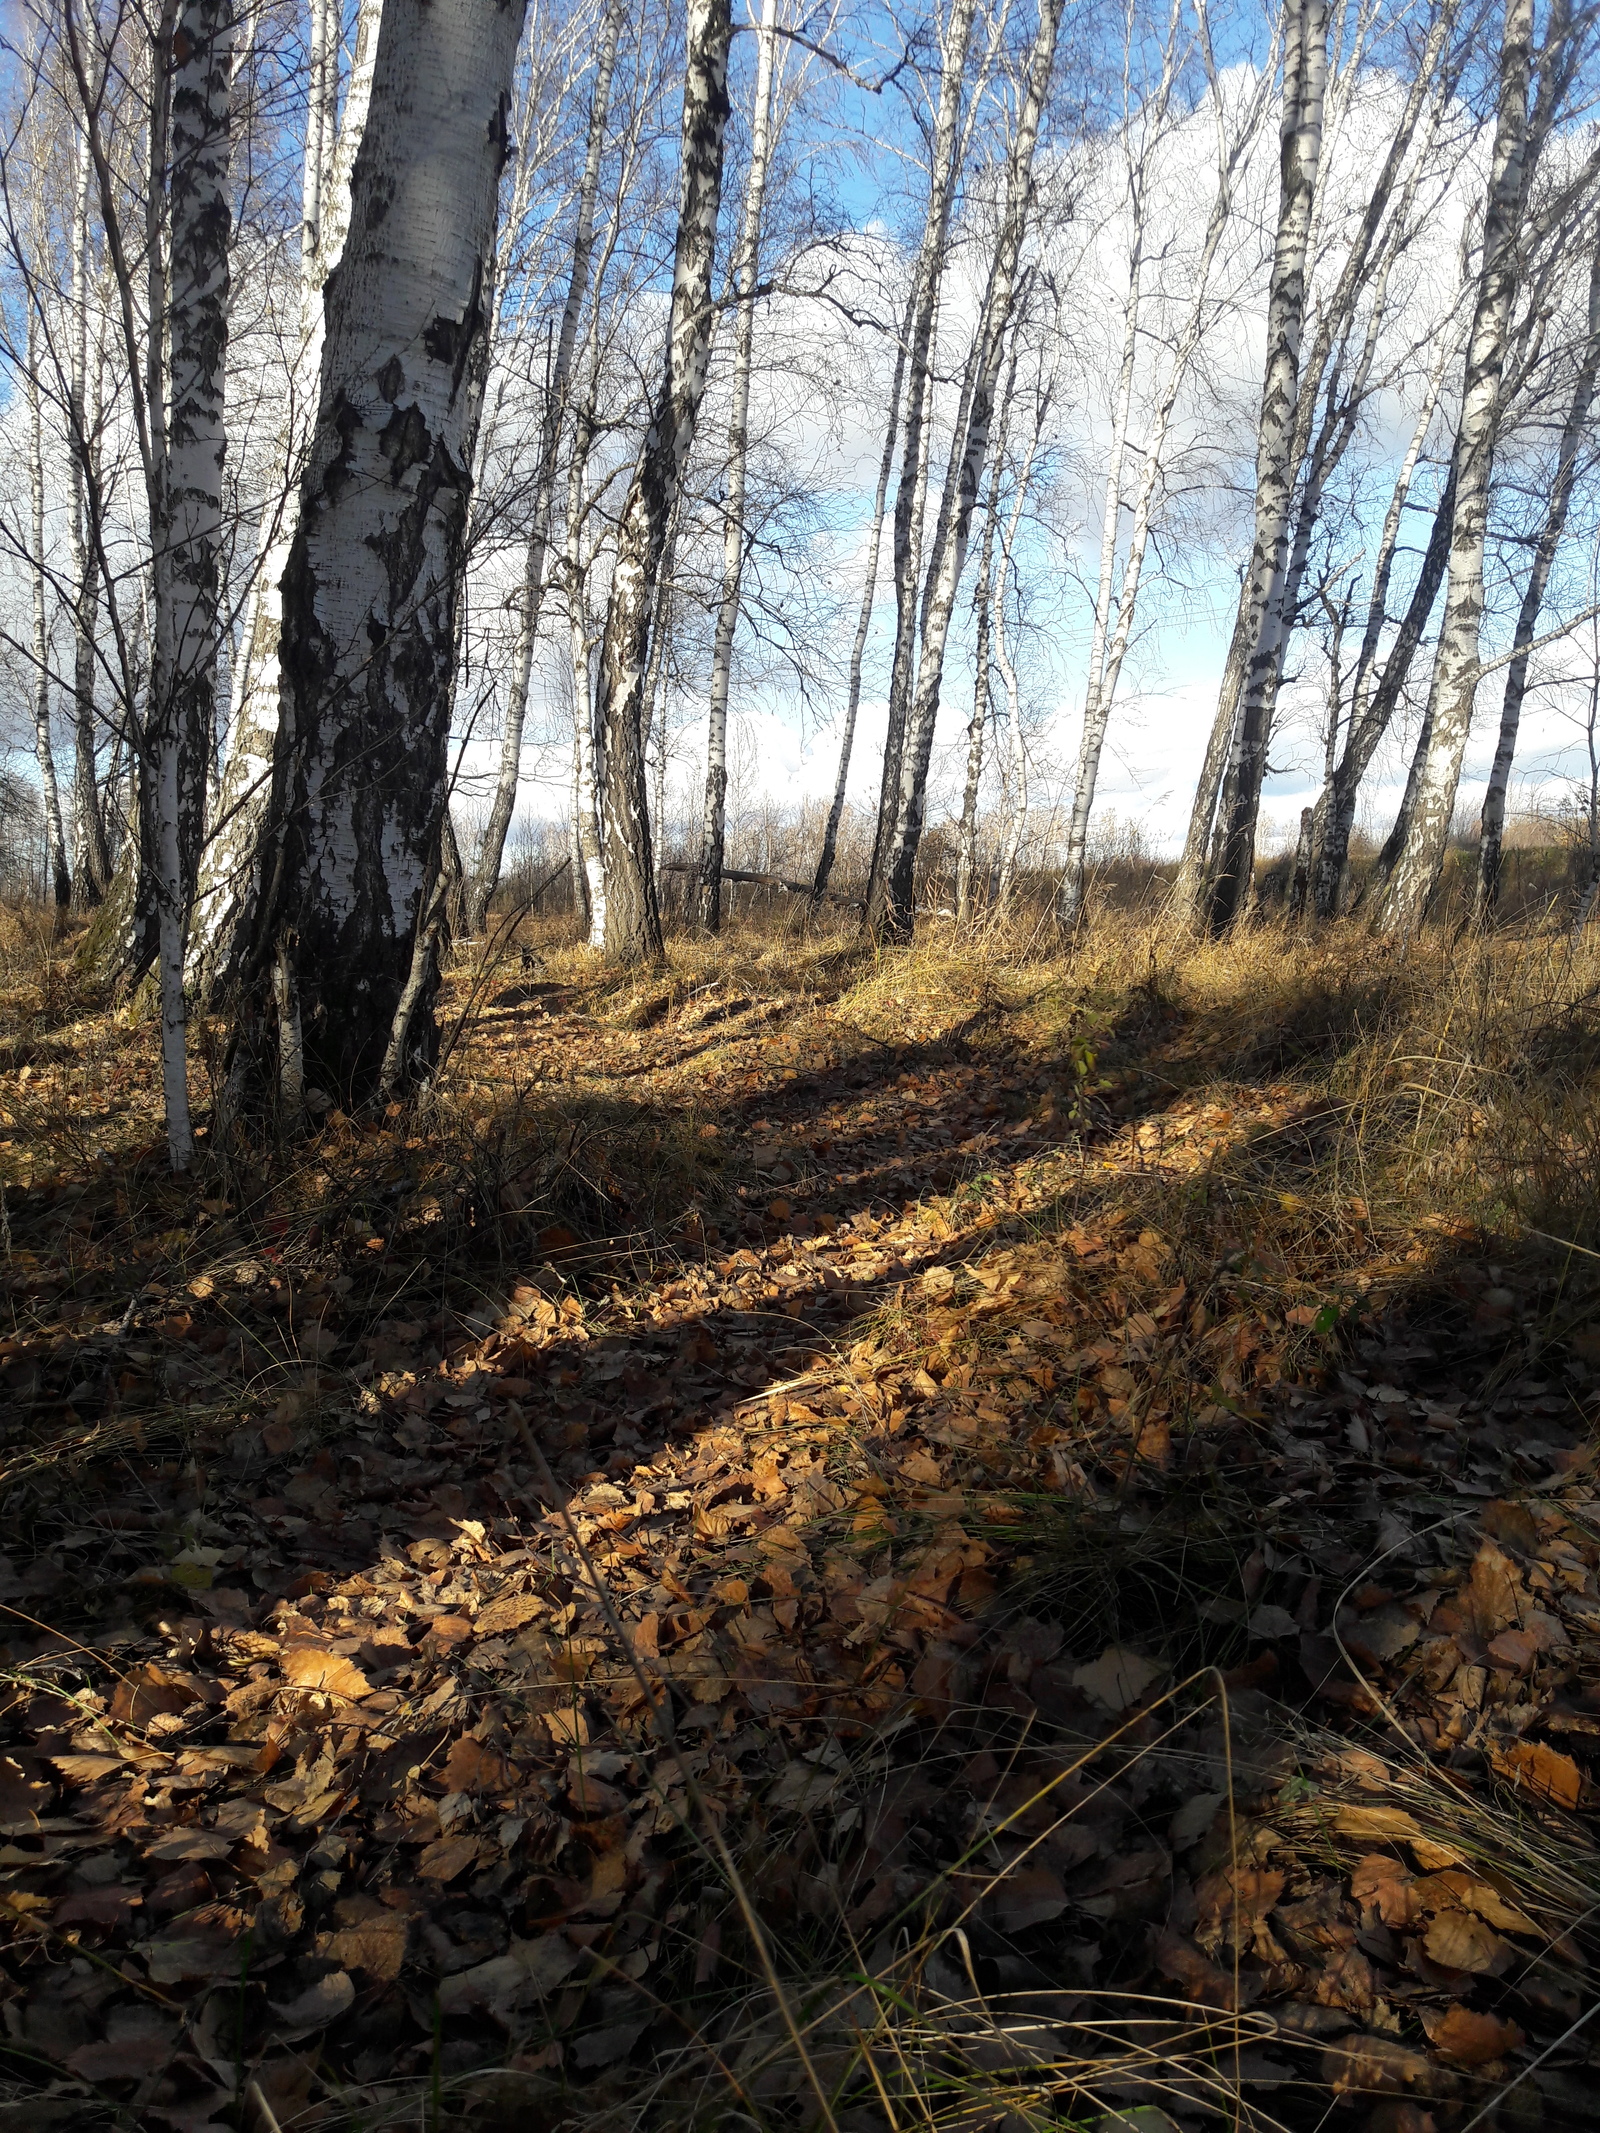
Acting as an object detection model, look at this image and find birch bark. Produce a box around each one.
[235,0,529,1103]
[188,0,382,997]
[1199,0,1329,932]
[696,0,779,932]
[1058,107,1249,922]
[812,291,912,905]
[598,0,733,966]
[954,443,1001,926]
[865,0,980,916]
[1376,0,1535,936]
[26,304,71,915]
[874,0,1064,938]
[67,121,111,907]
[465,0,626,936]
[1309,345,1461,916]
[1473,235,1600,919]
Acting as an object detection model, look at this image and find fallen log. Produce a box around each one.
[662,862,865,910]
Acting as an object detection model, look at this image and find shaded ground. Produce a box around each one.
[0,915,1598,2130]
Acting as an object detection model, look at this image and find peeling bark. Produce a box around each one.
[597,0,733,967]
[235,0,528,1104]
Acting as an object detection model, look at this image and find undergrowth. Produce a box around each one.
[3,903,1600,2130]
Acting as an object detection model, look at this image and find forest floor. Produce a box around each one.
[2,903,1600,2132]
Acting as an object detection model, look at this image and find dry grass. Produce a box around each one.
[5,898,1600,2130]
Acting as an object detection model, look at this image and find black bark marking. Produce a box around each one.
[378,402,433,484]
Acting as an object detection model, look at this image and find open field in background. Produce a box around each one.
[3,901,1600,2128]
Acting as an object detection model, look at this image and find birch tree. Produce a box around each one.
[954,419,1002,924]
[1473,231,1600,919]
[230,0,529,1107]
[1180,0,1329,933]
[1306,336,1462,916]
[596,0,734,966]
[873,0,1065,938]
[1375,0,1535,937]
[812,289,912,904]
[464,0,626,937]
[1057,11,1273,923]
[864,0,981,917]
[25,300,71,914]
[67,116,111,907]
[187,0,382,1000]
[695,0,780,931]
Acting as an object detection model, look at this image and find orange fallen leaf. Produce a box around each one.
[1492,1738,1583,1809]
[1421,2004,1525,2066]
[281,1646,372,1700]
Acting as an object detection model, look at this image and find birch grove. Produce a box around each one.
[0,0,1597,1166]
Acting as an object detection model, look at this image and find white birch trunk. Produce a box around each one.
[465,0,626,935]
[26,306,71,915]
[68,120,111,908]
[1199,0,1329,932]
[598,0,734,965]
[954,443,1002,927]
[236,0,529,1103]
[145,0,236,1166]
[865,0,980,915]
[188,0,382,995]
[1377,0,1535,937]
[813,288,913,904]
[697,0,780,932]
[992,568,1026,915]
[1473,235,1600,918]
[1309,333,1462,918]
[875,0,1064,936]
[571,581,607,949]
[1063,64,1262,923]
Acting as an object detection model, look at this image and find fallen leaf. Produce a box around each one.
[1169,1791,1225,1850]
[1412,1870,1538,1938]
[574,2018,651,2068]
[1351,1854,1416,1927]
[55,1884,143,1926]
[1491,1738,1583,1809]
[321,1897,409,1983]
[1466,1542,1523,1639]
[271,1969,355,2038]
[146,1828,234,1862]
[281,1645,373,1700]
[417,1833,481,1882]
[111,1663,202,1727]
[982,1864,1069,1933]
[1072,1644,1165,1711]
[444,1735,509,1794]
[1421,2004,1525,2066]
[1321,2036,1454,2099]
[1423,1908,1511,1975]
[474,1590,546,1638]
